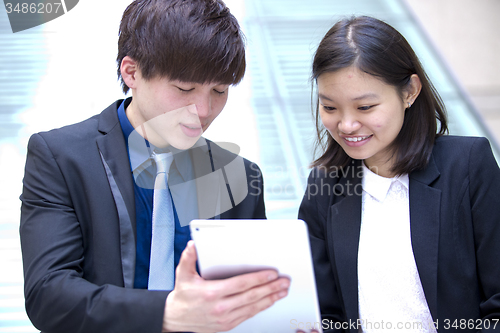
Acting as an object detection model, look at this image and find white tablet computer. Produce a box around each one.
[189,219,323,333]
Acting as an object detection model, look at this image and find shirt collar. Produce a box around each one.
[362,162,409,202]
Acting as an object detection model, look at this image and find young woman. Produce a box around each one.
[299,16,500,332]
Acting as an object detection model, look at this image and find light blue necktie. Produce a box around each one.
[148,152,175,290]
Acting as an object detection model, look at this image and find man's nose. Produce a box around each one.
[194,95,212,119]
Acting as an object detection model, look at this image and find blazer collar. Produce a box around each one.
[410,154,440,185]
[189,140,240,220]
[408,154,441,319]
[326,160,364,323]
[98,100,125,134]
[96,100,135,217]
[96,100,137,288]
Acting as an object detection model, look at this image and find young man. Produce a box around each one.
[19,1,289,332]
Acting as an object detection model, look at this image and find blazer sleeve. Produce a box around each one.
[20,133,169,333]
[468,138,500,324]
[298,169,346,333]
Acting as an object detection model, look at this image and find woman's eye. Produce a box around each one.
[213,89,226,95]
[358,105,375,111]
[322,105,336,112]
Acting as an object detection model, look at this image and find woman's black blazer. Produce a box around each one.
[299,136,500,332]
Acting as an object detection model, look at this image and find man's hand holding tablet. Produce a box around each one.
[188,220,323,333]
[164,240,290,333]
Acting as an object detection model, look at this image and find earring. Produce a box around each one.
[408,102,412,109]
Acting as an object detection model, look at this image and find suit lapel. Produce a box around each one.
[191,139,222,219]
[190,139,241,220]
[96,102,137,288]
[409,155,441,319]
[326,164,363,323]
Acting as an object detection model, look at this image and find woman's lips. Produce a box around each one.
[341,134,373,147]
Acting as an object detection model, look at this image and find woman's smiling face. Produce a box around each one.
[317,66,411,177]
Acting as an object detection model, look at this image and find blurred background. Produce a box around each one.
[1,0,499,331]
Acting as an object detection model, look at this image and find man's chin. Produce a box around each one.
[167,136,203,150]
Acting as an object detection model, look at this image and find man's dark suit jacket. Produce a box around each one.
[299,136,500,332]
[20,100,266,333]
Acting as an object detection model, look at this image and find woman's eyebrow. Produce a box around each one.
[319,92,379,102]
[318,93,334,101]
[352,93,379,101]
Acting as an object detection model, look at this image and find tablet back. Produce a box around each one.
[190,219,323,333]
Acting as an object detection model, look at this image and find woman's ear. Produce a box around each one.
[120,56,139,90]
[405,74,422,107]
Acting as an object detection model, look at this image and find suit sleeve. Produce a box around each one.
[20,133,169,333]
[298,169,347,333]
[468,138,500,327]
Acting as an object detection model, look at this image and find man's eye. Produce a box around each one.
[213,89,226,95]
[177,87,194,92]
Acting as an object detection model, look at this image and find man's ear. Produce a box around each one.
[120,56,139,89]
[405,74,422,106]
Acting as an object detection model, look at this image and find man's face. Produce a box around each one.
[126,68,229,149]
